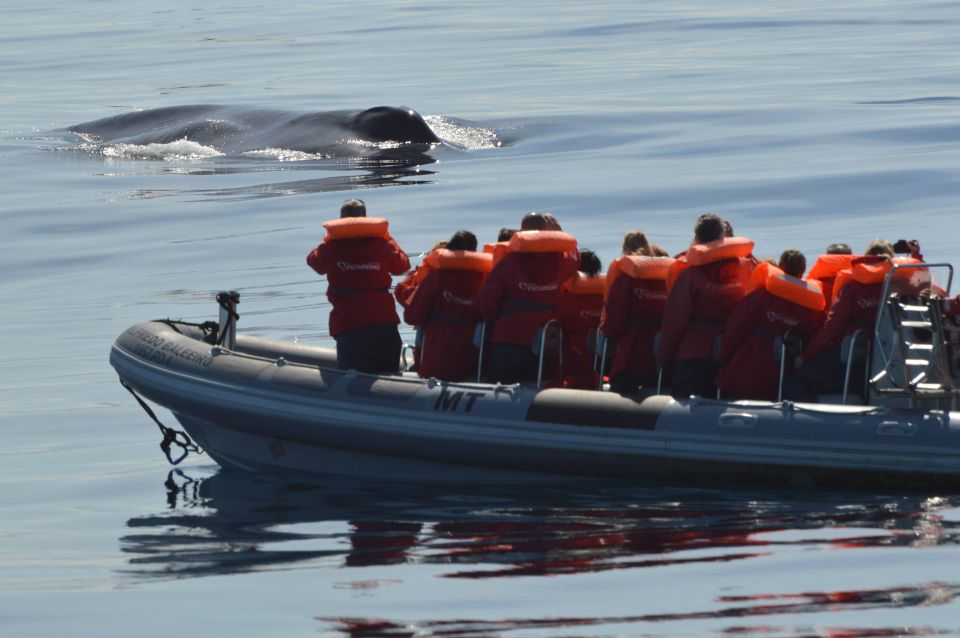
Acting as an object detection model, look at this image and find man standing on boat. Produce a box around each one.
[307,199,410,373]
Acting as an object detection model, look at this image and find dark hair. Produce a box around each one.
[723,220,734,238]
[520,212,547,231]
[446,230,478,252]
[826,243,852,255]
[579,249,602,277]
[498,227,517,242]
[778,249,807,278]
[865,239,894,259]
[622,230,652,256]
[542,213,562,231]
[339,198,366,218]
[694,213,725,244]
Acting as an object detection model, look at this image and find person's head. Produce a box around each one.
[694,213,725,244]
[446,230,478,252]
[865,239,894,259]
[579,249,602,277]
[542,213,562,231]
[339,198,366,218]
[826,243,852,255]
[621,230,652,256]
[723,220,735,238]
[498,227,517,242]
[432,240,448,251]
[778,249,807,278]
[520,212,547,231]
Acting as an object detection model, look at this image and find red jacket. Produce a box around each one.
[558,285,603,389]
[656,257,753,367]
[803,279,882,361]
[476,251,580,347]
[307,236,410,337]
[716,289,824,400]
[403,268,485,381]
[600,276,668,383]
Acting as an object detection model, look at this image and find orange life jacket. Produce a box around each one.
[684,236,755,266]
[605,255,674,294]
[745,262,825,311]
[563,271,606,296]
[483,241,511,265]
[830,257,922,303]
[808,254,860,281]
[507,230,578,254]
[424,248,493,273]
[322,217,389,243]
[665,237,753,291]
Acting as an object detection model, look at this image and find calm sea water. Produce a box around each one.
[3,1,960,635]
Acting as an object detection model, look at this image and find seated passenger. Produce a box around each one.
[403,231,491,382]
[475,212,580,384]
[558,249,605,389]
[655,213,755,398]
[785,239,896,402]
[307,199,410,373]
[600,231,673,394]
[483,228,517,266]
[715,250,825,400]
[807,242,859,305]
[394,240,446,309]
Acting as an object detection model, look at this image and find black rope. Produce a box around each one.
[119,378,203,465]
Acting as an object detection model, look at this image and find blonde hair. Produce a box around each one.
[865,239,894,259]
[622,231,653,256]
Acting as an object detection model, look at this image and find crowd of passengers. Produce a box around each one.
[307,198,948,402]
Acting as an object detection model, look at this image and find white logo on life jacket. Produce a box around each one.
[766,311,799,327]
[442,291,474,306]
[337,261,380,272]
[580,309,601,320]
[518,282,558,292]
[857,298,879,309]
[634,288,667,301]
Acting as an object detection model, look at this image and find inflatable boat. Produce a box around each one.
[109,264,960,488]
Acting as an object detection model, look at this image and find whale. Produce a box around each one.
[68,105,441,156]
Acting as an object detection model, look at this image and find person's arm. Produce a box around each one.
[475,263,506,323]
[600,277,630,338]
[306,242,329,275]
[403,272,438,326]
[656,270,694,368]
[384,237,412,275]
[800,287,854,363]
[717,292,757,365]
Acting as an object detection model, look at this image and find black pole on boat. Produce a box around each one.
[216,291,239,349]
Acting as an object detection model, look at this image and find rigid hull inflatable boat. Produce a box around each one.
[110,264,960,488]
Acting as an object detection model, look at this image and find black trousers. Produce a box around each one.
[670,358,718,399]
[335,323,402,374]
[485,343,539,385]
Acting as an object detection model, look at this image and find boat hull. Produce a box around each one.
[110,321,960,488]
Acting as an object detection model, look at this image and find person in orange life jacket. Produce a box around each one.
[483,228,517,266]
[783,239,895,402]
[715,250,825,400]
[403,231,489,382]
[807,243,856,307]
[558,249,604,389]
[394,240,446,309]
[475,212,580,384]
[306,198,411,373]
[655,213,756,399]
[600,231,672,394]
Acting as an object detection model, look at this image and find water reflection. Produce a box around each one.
[121,469,960,585]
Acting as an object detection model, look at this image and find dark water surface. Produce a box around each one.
[3,1,960,635]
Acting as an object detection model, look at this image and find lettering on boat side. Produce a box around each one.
[433,389,485,413]
[130,328,214,368]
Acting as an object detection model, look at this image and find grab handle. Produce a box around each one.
[718,413,759,429]
[877,421,918,437]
